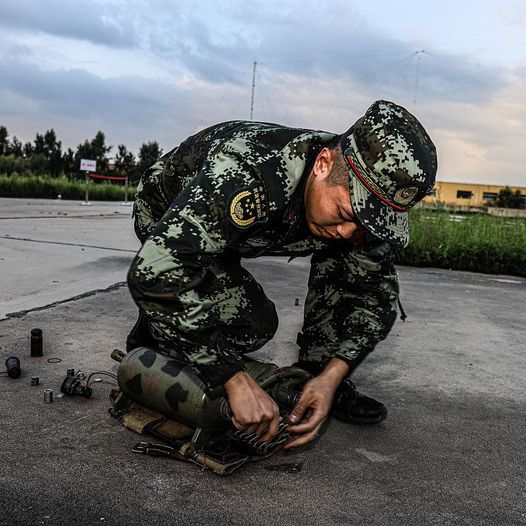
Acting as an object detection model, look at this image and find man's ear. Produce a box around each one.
[312,147,334,179]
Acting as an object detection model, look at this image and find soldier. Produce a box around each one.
[127,100,437,448]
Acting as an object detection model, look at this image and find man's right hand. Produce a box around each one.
[224,371,280,443]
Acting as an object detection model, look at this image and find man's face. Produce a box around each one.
[304,148,366,244]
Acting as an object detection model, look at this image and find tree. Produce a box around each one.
[23,142,33,157]
[114,144,136,178]
[496,187,524,209]
[9,136,23,157]
[74,131,112,173]
[0,126,9,156]
[137,141,163,180]
[62,148,75,175]
[31,129,63,175]
[44,129,63,175]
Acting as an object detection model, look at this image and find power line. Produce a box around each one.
[259,51,407,66]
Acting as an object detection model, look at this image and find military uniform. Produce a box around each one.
[127,120,400,391]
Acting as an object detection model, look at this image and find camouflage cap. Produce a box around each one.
[340,100,437,248]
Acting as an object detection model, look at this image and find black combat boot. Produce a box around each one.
[293,361,387,424]
[331,378,387,424]
[126,311,158,352]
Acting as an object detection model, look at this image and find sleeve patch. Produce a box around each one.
[227,184,268,229]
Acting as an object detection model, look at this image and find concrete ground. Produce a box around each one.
[0,197,525,526]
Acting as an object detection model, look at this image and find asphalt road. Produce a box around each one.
[0,198,525,526]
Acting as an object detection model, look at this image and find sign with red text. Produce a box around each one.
[80,159,97,172]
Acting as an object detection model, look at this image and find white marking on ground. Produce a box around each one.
[355,448,399,464]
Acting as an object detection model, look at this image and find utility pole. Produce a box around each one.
[413,50,425,108]
[250,61,257,120]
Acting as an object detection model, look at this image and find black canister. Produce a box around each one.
[30,328,43,357]
[5,357,21,379]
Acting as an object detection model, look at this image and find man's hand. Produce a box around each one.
[284,358,350,449]
[224,371,281,443]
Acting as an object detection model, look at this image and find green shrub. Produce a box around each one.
[0,174,136,201]
[396,208,526,277]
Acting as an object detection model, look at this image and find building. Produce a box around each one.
[423,181,526,208]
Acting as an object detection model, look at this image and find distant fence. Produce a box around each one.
[487,207,526,218]
[83,172,130,205]
[419,202,526,217]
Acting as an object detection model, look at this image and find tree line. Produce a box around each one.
[0,125,162,183]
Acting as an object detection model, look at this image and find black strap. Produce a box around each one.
[397,298,407,322]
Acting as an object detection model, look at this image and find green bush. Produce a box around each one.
[396,208,526,277]
[1,177,524,277]
[0,174,135,201]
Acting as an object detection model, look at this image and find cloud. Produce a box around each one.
[0,0,524,185]
[0,0,506,104]
[0,57,250,152]
[0,0,137,48]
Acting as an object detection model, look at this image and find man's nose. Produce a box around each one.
[336,222,358,239]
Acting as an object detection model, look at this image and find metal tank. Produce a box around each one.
[112,347,310,435]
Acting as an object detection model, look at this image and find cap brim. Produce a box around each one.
[349,172,409,248]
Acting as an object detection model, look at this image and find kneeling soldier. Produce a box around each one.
[127,100,437,448]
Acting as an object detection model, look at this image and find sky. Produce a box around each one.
[0,0,525,186]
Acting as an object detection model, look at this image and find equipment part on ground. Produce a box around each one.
[76,370,86,380]
[110,346,312,474]
[61,375,92,398]
[5,356,21,379]
[47,358,62,364]
[66,368,75,377]
[44,389,53,403]
[85,371,117,387]
[30,328,43,357]
[231,421,292,455]
[31,376,39,386]
[113,347,310,435]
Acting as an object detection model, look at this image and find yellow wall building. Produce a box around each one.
[423,181,526,207]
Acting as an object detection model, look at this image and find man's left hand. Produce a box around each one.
[284,358,350,449]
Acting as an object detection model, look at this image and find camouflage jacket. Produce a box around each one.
[128,121,399,388]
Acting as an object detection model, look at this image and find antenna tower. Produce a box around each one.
[250,61,257,120]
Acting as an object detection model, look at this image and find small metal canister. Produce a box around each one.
[31,328,43,357]
[43,389,53,403]
[31,376,39,386]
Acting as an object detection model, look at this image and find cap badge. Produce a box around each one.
[394,186,419,206]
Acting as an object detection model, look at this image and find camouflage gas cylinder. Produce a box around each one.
[116,347,282,433]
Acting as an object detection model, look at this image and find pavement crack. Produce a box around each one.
[0,235,137,253]
[1,281,128,321]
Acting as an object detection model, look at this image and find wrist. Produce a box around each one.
[318,358,350,384]
[224,370,252,394]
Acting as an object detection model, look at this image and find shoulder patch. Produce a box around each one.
[227,183,268,229]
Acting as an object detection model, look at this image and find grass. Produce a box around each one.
[0,174,135,202]
[1,175,524,277]
[397,208,526,277]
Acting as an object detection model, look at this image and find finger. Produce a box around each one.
[288,395,310,424]
[255,420,269,437]
[258,413,280,444]
[244,423,261,435]
[231,417,244,430]
[283,426,321,449]
[288,412,325,434]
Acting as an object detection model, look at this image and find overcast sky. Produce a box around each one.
[0,0,525,185]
